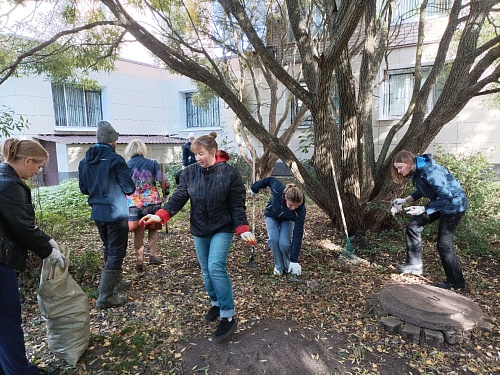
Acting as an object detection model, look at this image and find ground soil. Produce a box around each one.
[22,198,500,374]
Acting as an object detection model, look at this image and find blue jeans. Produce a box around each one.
[406,211,465,285]
[95,219,129,270]
[193,233,235,318]
[264,216,295,272]
[0,264,39,375]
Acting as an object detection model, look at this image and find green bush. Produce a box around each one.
[33,178,92,239]
[431,152,500,255]
[29,178,101,290]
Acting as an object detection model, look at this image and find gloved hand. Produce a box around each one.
[405,206,426,216]
[240,232,256,245]
[288,262,302,276]
[249,190,257,198]
[139,214,161,227]
[392,198,407,206]
[390,204,402,216]
[49,248,65,268]
[49,238,59,250]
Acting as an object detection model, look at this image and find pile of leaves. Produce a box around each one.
[21,198,499,374]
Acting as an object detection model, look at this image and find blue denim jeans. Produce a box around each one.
[406,211,465,285]
[193,232,235,318]
[0,264,39,375]
[264,216,295,273]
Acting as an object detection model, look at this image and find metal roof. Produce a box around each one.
[36,134,186,145]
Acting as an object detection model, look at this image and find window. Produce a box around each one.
[291,81,339,126]
[392,0,452,23]
[383,66,444,118]
[291,84,313,127]
[185,92,220,128]
[51,83,102,127]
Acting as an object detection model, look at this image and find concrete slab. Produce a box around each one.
[379,284,484,332]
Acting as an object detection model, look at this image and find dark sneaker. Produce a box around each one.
[149,256,163,265]
[213,318,237,341]
[435,281,466,291]
[396,263,423,275]
[205,305,220,322]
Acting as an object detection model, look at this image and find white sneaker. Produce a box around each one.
[396,263,423,275]
[273,267,283,276]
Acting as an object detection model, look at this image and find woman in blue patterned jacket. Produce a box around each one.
[391,150,468,291]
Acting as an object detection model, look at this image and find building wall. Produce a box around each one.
[2,33,499,182]
[373,46,500,163]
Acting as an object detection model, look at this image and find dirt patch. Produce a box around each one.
[181,318,411,374]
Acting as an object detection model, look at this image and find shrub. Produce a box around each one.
[431,152,500,255]
[25,178,101,292]
[32,178,92,239]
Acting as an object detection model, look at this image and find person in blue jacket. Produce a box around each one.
[251,177,306,276]
[391,150,468,291]
[182,132,196,168]
[79,121,136,308]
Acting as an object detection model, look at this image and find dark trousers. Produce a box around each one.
[406,211,465,285]
[0,263,39,375]
[95,219,129,270]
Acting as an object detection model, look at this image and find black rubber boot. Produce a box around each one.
[113,272,132,294]
[96,270,127,309]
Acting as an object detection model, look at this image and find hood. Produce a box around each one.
[216,150,230,163]
[415,154,432,170]
[82,143,115,165]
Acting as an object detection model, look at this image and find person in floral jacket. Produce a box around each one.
[125,139,169,272]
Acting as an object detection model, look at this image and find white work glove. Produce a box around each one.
[405,206,426,216]
[240,231,256,245]
[392,198,407,206]
[49,238,59,251]
[288,262,302,276]
[249,190,257,198]
[49,248,65,268]
[139,214,161,227]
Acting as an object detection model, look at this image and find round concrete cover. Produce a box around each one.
[379,284,483,331]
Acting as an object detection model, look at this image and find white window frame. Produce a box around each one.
[291,81,340,127]
[51,83,103,128]
[183,91,221,129]
[391,0,452,24]
[381,65,444,119]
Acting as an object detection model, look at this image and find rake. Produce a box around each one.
[329,159,356,257]
[248,152,257,267]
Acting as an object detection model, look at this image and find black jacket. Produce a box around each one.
[0,163,52,271]
[159,154,249,237]
[182,141,196,167]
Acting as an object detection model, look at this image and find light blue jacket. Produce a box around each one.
[410,154,467,215]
